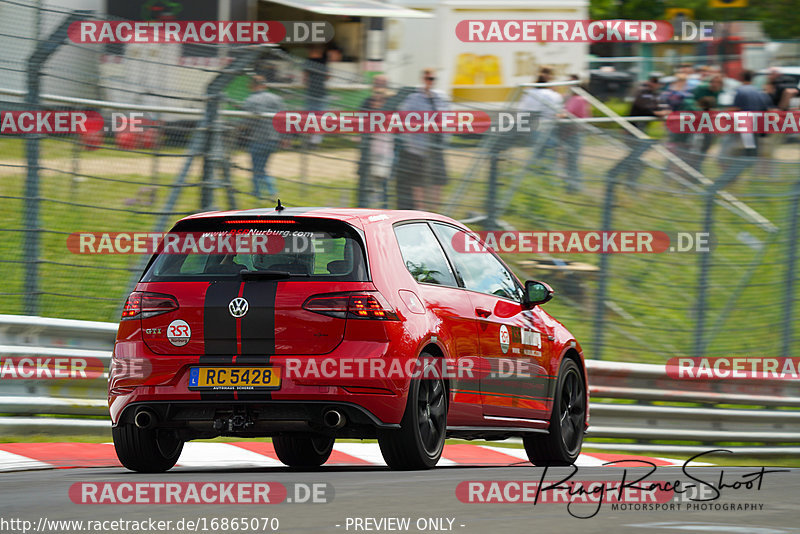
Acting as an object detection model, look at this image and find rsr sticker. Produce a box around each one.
[499,325,510,354]
[167,320,191,346]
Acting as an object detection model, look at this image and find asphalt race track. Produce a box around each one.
[1,464,797,534]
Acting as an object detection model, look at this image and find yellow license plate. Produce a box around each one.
[188,366,281,390]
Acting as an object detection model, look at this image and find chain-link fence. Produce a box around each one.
[1,0,798,364]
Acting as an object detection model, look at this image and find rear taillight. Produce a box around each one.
[303,292,399,320]
[302,295,350,318]
[121,291,179,320]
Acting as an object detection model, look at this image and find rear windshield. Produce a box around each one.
[140,217,368,282]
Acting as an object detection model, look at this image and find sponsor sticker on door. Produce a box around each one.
[521,328,542,348]
[499,325,510,354]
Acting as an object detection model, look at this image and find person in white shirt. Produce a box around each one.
[518,67,564,174]
[519,77,563,121]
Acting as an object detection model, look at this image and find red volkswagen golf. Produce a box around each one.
[109,207,588,472]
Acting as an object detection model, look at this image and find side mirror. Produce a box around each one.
[523,280,554,309]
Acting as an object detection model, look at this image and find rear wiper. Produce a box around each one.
[239,269,309,280]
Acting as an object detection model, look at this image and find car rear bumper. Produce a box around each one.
[108,343,413,433]
[113,399,401,440]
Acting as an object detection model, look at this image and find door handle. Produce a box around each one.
[475,307,492,318]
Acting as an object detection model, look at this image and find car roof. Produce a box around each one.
[179,207,464,228]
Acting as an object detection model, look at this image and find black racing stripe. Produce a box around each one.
[237,280,278,400]
[203,281,240,356]
[239,281,277,356]
[200,281,240,401]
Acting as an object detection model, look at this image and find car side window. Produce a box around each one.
[433,223,522,301]
[394,223,458,287]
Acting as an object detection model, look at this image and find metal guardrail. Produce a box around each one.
[1,315,798,456]
[0,315,115,434]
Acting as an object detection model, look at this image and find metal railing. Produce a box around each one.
[1,315,798,456]
[586,360,800,455]
[0,315,115,434]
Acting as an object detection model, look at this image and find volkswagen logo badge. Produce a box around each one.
[228,297,249,318]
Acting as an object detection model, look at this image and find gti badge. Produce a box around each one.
[229,297,249,318]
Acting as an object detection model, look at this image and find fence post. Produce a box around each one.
[592,170,616,362]
[23,65,41,315]
[694,158,751,358]
[593,140,652,360]
[383,140,402,209]
[218,122,237,210]
[357,137,370,208]
[22,11,86,315]
[485,136,502,230]
[200,94,220,211]
[782,178,800,357]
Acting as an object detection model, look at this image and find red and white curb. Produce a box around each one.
[0,442,691,472]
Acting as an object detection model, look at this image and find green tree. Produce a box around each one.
[755,0,800,40]
[590,0,800,40]
[590,0,665,20]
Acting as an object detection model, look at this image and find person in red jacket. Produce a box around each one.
[561,75,590,192]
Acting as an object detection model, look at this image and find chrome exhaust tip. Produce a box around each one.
[134,408,157,430]
[323,409,345,429]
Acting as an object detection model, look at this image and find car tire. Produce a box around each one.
[112,424,183,473]
[523,357,586,466]
[377,355,448,470]
[273,435,335,468]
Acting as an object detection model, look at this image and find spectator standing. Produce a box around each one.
[660,71,697,113]
[395,68,450,210]
[691,73,724,168]
[629,74,665,132]
[519,66,562,120]
[762,67,798,163]
[731,70,773,157]
[357,75,394,207]
[684,64,702,90]
[765,67,798,111]
[560,74,590,192]
[625,74,667,188]
[241,75,285,199]
[304,45,328,146]
[660,71,697,155]
[692,72,723,106]
[518,66,563,171]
